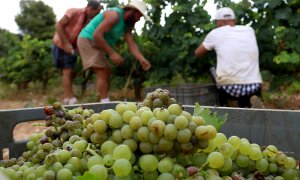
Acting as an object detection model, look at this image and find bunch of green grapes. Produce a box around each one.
[142,88,177,110]
[0,100,211,179]
[112,101,216,156]
[188,133,300,180]
[1,99,300,180]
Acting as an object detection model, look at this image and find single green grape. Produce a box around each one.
[112,159,132,177]
[139,154,159,172]
[207,152,225,169]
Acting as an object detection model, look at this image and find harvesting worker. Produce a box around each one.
[52,1,103,105]
[195,7,263,108]
[77,0,151,103]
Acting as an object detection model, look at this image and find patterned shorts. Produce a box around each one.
[221,83,261,98]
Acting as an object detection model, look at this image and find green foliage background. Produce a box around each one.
[1,0,300,100]
[15,0,56,40]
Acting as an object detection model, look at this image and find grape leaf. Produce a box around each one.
[193,103,227,131]
[77,172,99,180]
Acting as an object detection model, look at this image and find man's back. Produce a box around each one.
[203,25,262,85]
[195,7,263,107]
[79,7,126,46]
[53,8,87,48]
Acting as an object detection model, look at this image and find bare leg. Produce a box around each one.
[62,68,75,99]
[93,67,111,99]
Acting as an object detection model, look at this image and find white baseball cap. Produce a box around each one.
[215,7,235,20]
[125,0,152,22]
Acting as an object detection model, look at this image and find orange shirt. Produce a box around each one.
[53,8,90,49]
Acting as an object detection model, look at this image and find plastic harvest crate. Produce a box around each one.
[0,102,118,160]
[143,83,218,106]
[1,102,300,160]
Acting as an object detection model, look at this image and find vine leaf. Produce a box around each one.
[193,103,227,131]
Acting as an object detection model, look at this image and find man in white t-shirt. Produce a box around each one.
[195,7,263,108]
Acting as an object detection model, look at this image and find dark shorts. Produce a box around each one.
[52,44,77,69]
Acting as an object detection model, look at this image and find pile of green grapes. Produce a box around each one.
[0,88,299,180]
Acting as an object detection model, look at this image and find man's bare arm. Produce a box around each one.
[195,44,209,58]
[56,15,74,54]
[125,30,151,71]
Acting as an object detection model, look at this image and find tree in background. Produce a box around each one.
[142,0,214,85]
[0,29,19,57]
[0,35,56,90]
[15,0,56,40]
[101,0,119,7]
[253,0,300,72]
[0,0,57,90]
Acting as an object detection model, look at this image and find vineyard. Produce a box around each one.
[1,0,300,179]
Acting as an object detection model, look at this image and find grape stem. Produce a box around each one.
[198,162,208,172]
[85,143,101,157]
[32,123,47,127]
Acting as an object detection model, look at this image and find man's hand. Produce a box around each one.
[110,52,125,66]
[139,59,151,71]
[64,42,75,54]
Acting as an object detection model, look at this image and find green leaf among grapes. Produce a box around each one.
[77,172,99,180]
[193,103,227,131]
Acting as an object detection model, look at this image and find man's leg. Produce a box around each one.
[218,88,239,107]
[238,95,251,108]
[62,52,78,104]
[93,67,111,101]
[53,44,78,104]
[62,68,75,99]
[218,88,229,106]
[250,87,264,108]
